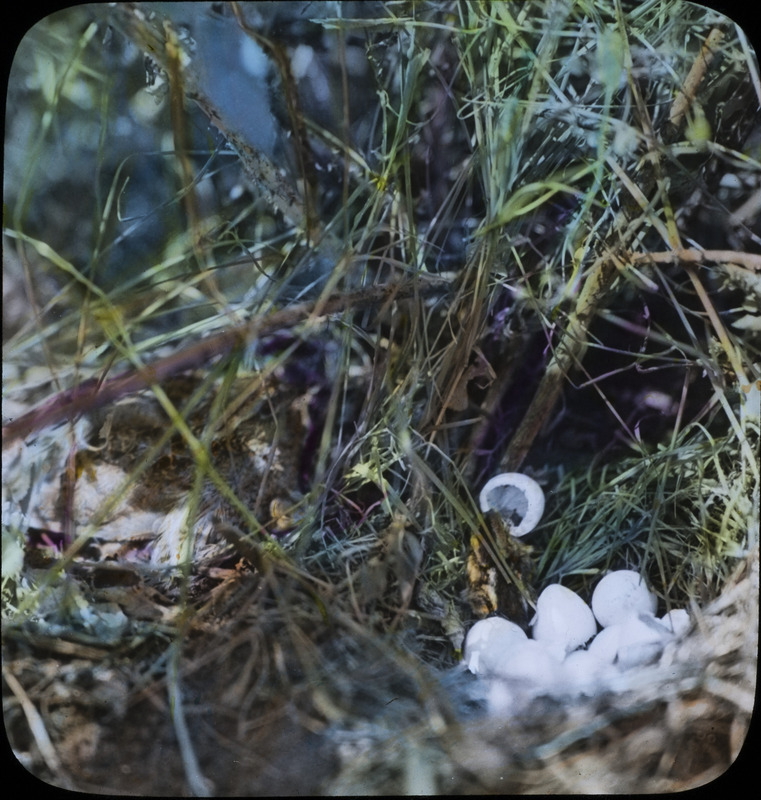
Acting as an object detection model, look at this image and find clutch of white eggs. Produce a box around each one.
[464,473,693,706]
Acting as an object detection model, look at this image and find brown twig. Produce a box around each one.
[3,280,448,443]
[230,1,321,242]
[628,249,761,272]
[667,27,725,137]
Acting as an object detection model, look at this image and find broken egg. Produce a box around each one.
[478,473,545,537]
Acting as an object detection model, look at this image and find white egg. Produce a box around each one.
[531,584,597,655]
[659,608,691,637]
[478,473,545,537]
[587,614,673,670]
[463,616,527,676]
[591,570,657,628]
[587,624,621,664]
[561,649,611,696]
[616,614,673,670]
[494,639,562,684]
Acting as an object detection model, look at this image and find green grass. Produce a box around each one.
[3,3,760,789]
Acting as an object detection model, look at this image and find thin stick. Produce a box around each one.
[167,648,213,797]
[667,27,725,135]
[629,249,761,272]
[3,280,447,443]
[3,666,73,790]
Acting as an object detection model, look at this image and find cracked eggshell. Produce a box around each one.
[591,570,657,628]
[531,584,597,655]
[463,617,527,676]
[478,473,545,537]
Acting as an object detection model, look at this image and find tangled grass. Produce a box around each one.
[3,1,759,793]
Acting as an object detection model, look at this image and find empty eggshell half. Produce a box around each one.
[531,584,597,655]
[463,616,528,676]
[478,473,545,537]
[591,570,657,628]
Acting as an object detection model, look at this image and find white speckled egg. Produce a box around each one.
[531,584,597,655]
[463,616,527,676]
[591,570,657,628]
